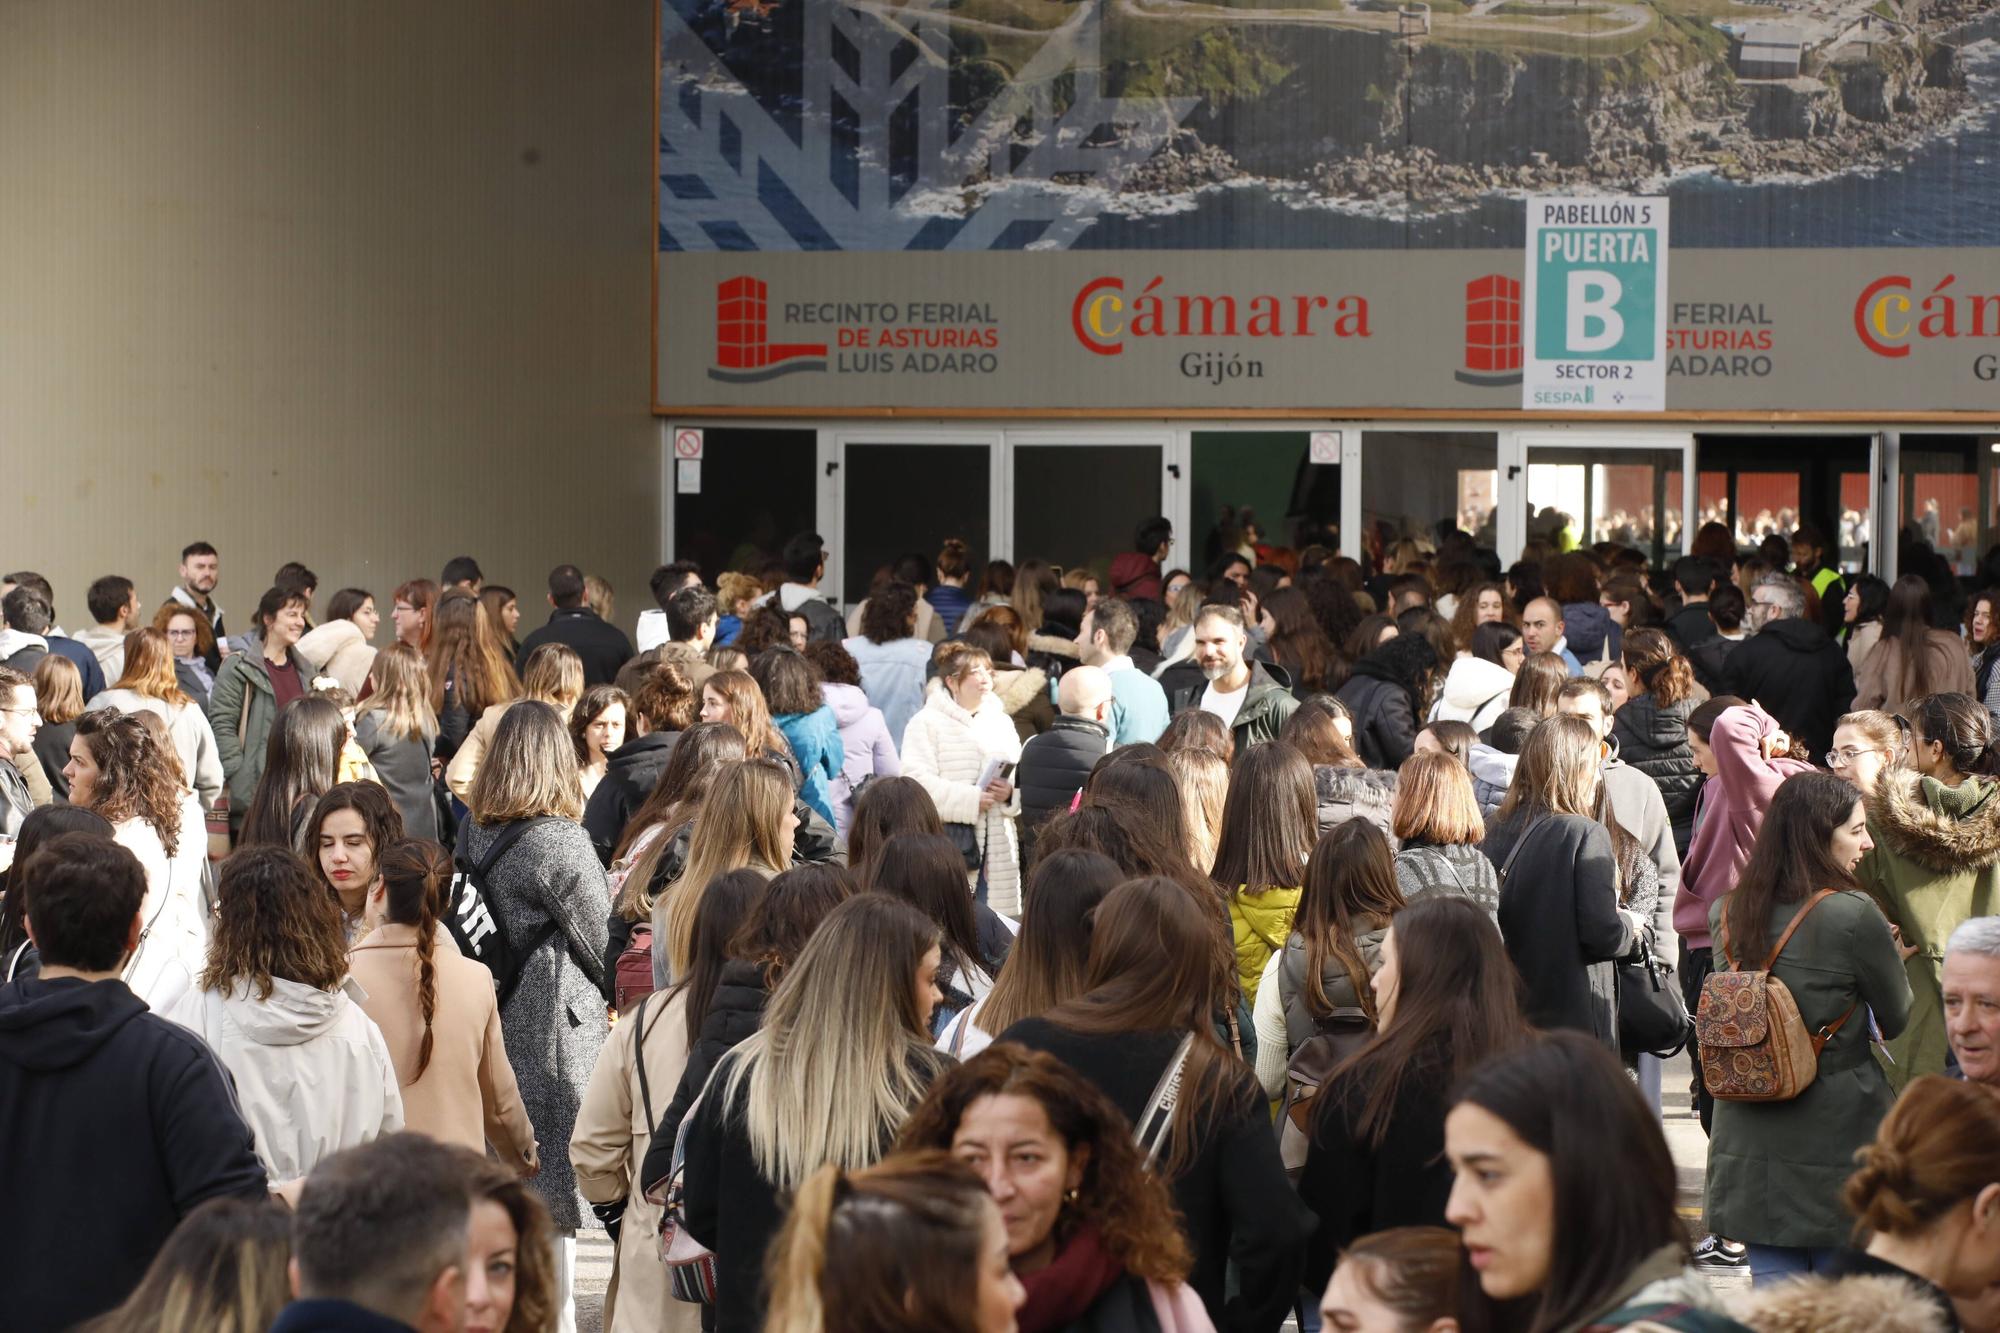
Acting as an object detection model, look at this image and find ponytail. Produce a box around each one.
[377,838,450,1081]
[1913,693,2000,778]
[763,1165,839,1333]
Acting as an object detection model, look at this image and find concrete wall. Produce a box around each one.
[0,1,659,637]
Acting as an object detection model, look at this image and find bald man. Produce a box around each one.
[1015,665,1115,861]
[1521,596,1583,676]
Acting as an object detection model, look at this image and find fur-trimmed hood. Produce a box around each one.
[1867,770,2000,873]
[1026,632,1080,664]
[1732,1273,1952,1333]
[991,665,1051,716]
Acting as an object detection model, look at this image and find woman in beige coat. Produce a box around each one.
[1854,575,1975,716]
[445,642,583,801]
[347,837,538,1174]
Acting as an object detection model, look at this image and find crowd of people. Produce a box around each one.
[6,515,2000,1333]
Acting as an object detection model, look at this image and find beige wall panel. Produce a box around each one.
[0,1,659,638]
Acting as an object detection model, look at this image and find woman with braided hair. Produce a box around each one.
[349,837,538,1176]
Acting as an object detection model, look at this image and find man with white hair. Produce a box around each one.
[1720,572,1854,758]
[1945,917,2000,1090]
[1014,666,1115,864]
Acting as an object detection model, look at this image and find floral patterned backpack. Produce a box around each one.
[1695,889,1856,1103]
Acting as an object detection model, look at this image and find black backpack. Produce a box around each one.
[447,817,557,1006]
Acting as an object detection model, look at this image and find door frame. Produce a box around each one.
[823,427,1005,606]
[1505,429,1697,563]
[999,427,1180,565]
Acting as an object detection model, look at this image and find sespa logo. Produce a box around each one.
[1854,275,2000,361]
[709,277,828,383]
[1070,276,1370,379]
[1455,275,1524,387]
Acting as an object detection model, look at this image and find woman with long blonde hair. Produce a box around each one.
[654,757,795,980]
[425,587,519,762]
[89,626,224,809]
[77,1197,293,1333]
[355,642,441,841]
[682,893,953,1333]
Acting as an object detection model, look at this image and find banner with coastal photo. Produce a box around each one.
[654,0,2000,410]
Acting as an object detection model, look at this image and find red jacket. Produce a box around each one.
[1672,702,1815,950]
[1108,552,1162,601]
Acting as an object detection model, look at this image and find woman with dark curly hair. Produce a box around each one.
[64,708,207,1009]
[896,1043,1214,1332]
[166,845,402,1183]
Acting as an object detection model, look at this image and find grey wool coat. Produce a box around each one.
[462,816,614,1229]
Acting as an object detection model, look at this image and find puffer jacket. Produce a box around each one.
[1563,601,1621,666]
[901,688,1025,914]
[1333,671,1423,770]
[992,664,1057,742]
[1312,764,1396,840]
[166,976,403,1183]
[1252,923,1386,1103]
[1428,655,1515,733]
[1612,693,1702,855]
[295,618,378,697]
[822,681,898,840]
[1229,885,1302,1006]
[1015,715,1112,859]
[773,705,843,828]
[1858,769,2000,1083]
[846,634,933,755]
[1467,745,1517,819]
[639,959,770,1194]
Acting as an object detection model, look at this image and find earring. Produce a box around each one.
[1064,1187,1080,1204]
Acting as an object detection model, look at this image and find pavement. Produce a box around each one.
[567,1049,1745,1331]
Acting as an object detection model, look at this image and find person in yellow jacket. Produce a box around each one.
[1211,742,1319,1001]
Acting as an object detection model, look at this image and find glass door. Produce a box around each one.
[1360,431,1500,571]
[667,425,818,582]
[1692,435,1877,573]
[1505,432,1695,567]
[1896,433,2000,580]
[829,432,1001,609]
[1003,431,1175,584]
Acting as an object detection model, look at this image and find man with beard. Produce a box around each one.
[1167,604,1296,751]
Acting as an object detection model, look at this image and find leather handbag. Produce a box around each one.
[1617,927,1694,1058]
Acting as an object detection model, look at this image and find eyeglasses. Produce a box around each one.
[165,628,197,640]
[1825,746,1883,768]
[1,706,40,719]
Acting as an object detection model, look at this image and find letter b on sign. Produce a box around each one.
[1566,272,1624,352]
[1534,228,1654,362]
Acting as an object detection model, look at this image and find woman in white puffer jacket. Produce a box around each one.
[900,642,1024,915]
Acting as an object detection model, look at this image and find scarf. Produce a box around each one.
[1016,1224,1125,1333]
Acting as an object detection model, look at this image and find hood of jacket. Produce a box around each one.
[1440,655,1516,710]
[1562,601,1616,660]
[923,683,1008,729]
[1467,744,1519,794]
[1759,616,1838,654]
[1732,1273,1952,1333]
[822,681,874,728]
[1238,662,1295,718]
[1867,770,2000,873]
[993,665,1051,715]
[73,624,126,653]
[0,627,48,659]
[0,976,148,1072]
[776,583,832,614]
[1030,628,1081,660]
[606,730,677,781]
[295,618,364,668]
[1107,552,1162,599]
[1314,763,1397,808]
[211,976,358,1046]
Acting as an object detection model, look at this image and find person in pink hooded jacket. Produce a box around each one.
[1673,697,1815,1131]
[803,640,899,841]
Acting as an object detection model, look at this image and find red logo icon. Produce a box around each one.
[1456,274,1523,386]
[710,277,827,382]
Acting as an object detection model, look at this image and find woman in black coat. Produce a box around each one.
[1479,714,1640,1047]
[1332,634,1440,771]
[1301,895,1529,1294]
[1611,628,1703,856]
[1001,877,1311,1333]
[641,863,856,1194]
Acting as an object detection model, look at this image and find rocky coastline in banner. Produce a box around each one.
[1000,0,2000,234]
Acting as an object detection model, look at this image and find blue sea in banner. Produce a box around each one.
[1078,40,2000,252]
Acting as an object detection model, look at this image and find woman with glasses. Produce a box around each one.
[1855,692,2000,1086]
[151,604,215,709]
[1826,710,1907,799]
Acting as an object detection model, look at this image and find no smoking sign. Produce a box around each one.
[674,429,704,460]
